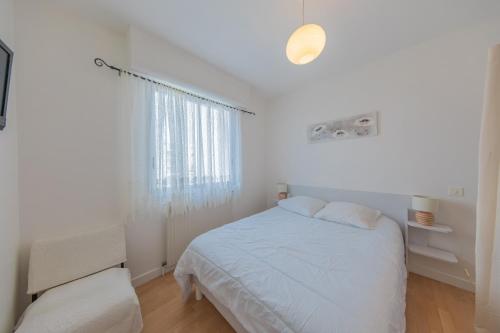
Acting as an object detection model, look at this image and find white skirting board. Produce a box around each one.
[408,262,475,292]
[131,265,174,287]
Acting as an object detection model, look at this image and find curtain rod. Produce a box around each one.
[94,58,255,116]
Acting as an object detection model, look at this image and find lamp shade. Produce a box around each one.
[276,183,288,193]
[286,24,326,65]
[412,195,439,213]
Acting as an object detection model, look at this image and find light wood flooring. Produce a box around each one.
[136,272,475,333]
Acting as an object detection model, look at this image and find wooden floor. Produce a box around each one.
[136,272,475,333]
[406,273,475,333]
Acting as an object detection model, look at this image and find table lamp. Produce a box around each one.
[412,195,439,226]
[276,183,288,200]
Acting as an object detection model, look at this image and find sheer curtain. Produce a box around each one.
[121,73,242,266]
[476,44,500,333]
[151,86,241,216]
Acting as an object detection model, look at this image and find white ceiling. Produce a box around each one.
[48,0,500,97]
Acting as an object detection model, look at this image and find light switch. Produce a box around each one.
[448,187,464,197]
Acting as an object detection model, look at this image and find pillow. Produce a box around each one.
[278,196,327,217]
[313,201,381,229]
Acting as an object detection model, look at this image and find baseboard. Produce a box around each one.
[131,265,176,287]
[408,263,475,292]
[131,267,163,287]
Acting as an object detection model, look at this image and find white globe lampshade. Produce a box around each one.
[286,24,326,65]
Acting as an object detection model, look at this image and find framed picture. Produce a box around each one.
[0,37,14,131]
[307,112,378,143]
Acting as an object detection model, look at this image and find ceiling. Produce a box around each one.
[47,0,500,97]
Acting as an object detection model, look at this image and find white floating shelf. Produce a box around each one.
[408,243,458,263]
[408,221,453,233]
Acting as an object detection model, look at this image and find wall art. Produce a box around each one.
[307,112,378,143]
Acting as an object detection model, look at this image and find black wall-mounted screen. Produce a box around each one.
[0,37,13,131]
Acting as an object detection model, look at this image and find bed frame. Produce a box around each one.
[194,277,248,333]
[193,185,411,333]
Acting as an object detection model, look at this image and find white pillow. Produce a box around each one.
[278,196,327,217]
[313,201,381,229]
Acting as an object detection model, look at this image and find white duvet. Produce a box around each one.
[175,207,406,333]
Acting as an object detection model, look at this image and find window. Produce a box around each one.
[150,88,241,213]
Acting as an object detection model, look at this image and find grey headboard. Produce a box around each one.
[288,185,411,241]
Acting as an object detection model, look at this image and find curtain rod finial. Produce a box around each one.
[94,58,106,67]
[94,57,122,75]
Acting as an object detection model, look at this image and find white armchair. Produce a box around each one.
[15,224,143,333]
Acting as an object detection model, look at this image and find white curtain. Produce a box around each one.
[120,73,242,266]
[475,44,500,333]
[151,87,241,216]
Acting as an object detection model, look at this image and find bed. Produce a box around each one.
[174,188,408,333]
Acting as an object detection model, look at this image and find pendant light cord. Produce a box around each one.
[302,0,305,25]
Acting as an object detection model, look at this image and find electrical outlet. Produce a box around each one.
[448,187,464,197]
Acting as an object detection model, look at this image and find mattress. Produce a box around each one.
[175,207,406,333]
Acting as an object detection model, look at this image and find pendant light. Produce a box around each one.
[286,0,326,65]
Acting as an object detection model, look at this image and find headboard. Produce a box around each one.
[288,185,411,241]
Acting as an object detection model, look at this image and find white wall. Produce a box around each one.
[265,18,500,290]
[0,0,20,330]
[14,0,267,313]
[128,27,255,109]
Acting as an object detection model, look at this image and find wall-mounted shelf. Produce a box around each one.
[408,243,458,263]
[407,208,458,265]
[408,221,452,233]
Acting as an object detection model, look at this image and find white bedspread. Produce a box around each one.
[175,207,406,333]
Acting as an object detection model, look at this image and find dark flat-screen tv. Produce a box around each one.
[0,37,13,131]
